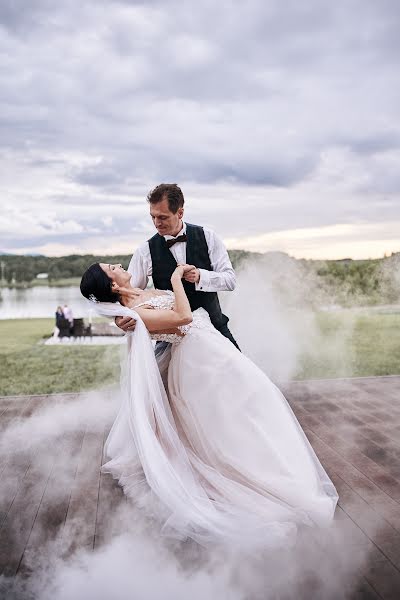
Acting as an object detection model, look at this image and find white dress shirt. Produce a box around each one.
[63,306,73,324]
[128,221,236,292]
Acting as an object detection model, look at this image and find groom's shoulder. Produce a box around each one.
[187,222,217,235]
[147,232,162,243]
[132,235,156,257]
[186,222,203,231]
[187,223,218,238]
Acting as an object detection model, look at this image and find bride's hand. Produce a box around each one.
[173,264,195,278]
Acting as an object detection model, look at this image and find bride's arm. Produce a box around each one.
[133,265,193,332]
[149,326,185,336]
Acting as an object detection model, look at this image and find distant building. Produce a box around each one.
[36,273,49,279]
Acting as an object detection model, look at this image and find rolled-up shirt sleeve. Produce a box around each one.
[195,228,236,292]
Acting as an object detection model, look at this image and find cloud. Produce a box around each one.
[0,0,399,257]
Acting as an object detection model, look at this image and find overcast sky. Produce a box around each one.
[0,0,399,259]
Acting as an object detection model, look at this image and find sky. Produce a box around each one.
[0,0,399,260]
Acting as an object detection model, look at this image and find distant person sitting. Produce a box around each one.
[55,306,64,327]
[53,306,64,339]
[57,314,72,338]
[63,304,74,335]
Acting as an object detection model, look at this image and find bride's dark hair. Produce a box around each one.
[80,263,119,303]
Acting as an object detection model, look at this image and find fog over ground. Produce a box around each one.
[0,0,399,258]
[0,389,374,600]
[1,262,381,599]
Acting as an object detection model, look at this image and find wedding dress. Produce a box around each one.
[93,291,338,549]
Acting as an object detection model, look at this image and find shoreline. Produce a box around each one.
[0,277,81,289]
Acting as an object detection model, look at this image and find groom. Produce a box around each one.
[116,183,240,349]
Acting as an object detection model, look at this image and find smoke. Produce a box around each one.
[4,525,373,600]
[7,528,238,600]
[0,390,376,600]
[0,392,115,456]
[2,254,392,598]
[221,253,356,381]
[379,253,400,304]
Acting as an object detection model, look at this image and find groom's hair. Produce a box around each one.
[147,183,184,214]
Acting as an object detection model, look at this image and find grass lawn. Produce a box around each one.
[297,311,400,379]
[1,311,399,396]
[0,319,120,396]
[0,277,82,289]
[45,277,82,287]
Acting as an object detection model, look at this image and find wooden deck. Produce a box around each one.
[1,377,400,598]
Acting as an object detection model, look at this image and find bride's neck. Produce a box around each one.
[117,286,143,307]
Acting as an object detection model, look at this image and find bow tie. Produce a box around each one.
[166,234,187,248]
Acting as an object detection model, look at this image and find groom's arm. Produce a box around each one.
[127,244,151,288]
[185,228,236,292]
[116,244,151,332]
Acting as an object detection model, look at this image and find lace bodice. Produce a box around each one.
[134,290,214,344]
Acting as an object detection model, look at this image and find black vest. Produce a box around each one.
[148,223,229,331]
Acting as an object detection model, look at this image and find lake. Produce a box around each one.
[0,286,91,320]
[2,285,398,321]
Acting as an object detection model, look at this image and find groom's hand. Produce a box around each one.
[183,266,200,284]
[115,315,137,332]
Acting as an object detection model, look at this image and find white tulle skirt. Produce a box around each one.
[96,304,338,550]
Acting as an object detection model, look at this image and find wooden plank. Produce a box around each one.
[298,388,400,430]
[292,404,400,502]
[304,429,400,533]
[290,378,400,421]
[0,444,56,576]
[16,428,86,577]
[331,474,400,572]
[0,395,41,434]
[333,505,377,550]
[61,426,105,556]
[364,560,400,600]
[0,397,22,419]
[93,425,126,549]
[286,381,400,599]
[0,396,49,528]
[296,395,400,481]
[350,578,385,599]
[286,377,398,407]
[0,394,84,576]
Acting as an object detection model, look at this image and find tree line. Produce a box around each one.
[0,250,399,306]
[0,249,254,285]
[312,255,400,306]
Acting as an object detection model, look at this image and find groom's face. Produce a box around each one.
[150,197,183,237]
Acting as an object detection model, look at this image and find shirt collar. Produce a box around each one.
[163,221,187,241]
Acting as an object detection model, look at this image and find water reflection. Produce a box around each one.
[0,286,90,319]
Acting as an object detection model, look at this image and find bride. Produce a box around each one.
[80,261,338,549]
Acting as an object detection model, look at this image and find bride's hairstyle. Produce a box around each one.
[80,263,119,303]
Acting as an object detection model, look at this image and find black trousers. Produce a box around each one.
[218,322,241,351]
